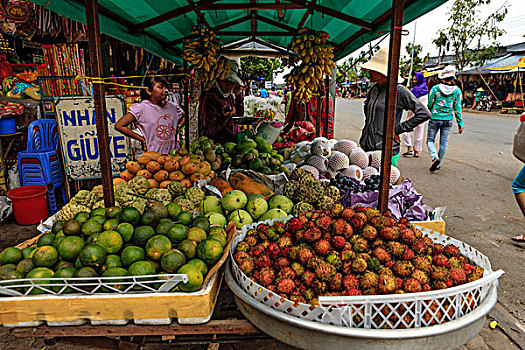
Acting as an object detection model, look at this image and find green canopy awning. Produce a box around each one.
[30,0,447,65]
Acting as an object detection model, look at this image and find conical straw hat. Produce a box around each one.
[359,48,403,83]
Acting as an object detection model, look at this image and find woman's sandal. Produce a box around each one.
[511,234,525,243]
[413,152,419,158]
[402,151,414,157]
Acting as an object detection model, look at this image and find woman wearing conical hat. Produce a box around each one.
[358,48,431,167]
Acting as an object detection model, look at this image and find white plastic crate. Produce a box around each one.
[230,217,504,329]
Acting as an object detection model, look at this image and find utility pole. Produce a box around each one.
[408,21,417,86]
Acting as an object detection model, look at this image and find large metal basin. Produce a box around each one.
[225,261,497,350]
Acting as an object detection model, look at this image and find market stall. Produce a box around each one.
[0,0,504,349]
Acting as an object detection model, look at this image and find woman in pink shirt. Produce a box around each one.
[115,77,185,154]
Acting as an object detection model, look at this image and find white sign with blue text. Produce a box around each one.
[54,96,131,180]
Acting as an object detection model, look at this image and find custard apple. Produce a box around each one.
[70,190,98,209]
[316,195,335,211]
[292,201,315,216]
[130,198,148,214]
[92,200,105,209]
[283,181,299,198]
[56,203,91,221]
[91,185,104,199]
[185,187,205,205]
[129,175,151,195]
[151,189,172,206]
[115,186,135,207]
[174,196,195,211]
[167,181,186,198]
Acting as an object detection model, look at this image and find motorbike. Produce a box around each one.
[475,95,492,112]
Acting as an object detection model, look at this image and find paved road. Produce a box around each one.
[335,97,525,349]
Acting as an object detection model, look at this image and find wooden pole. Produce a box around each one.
[85,0,114,206]
[378,0,404,212]
[316,91,322,137]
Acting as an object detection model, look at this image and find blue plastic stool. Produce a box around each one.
[18,119,66,213]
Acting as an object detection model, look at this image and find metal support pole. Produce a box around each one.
[85,0,114,207]
[324,75,330,138]
[378,0,405,212]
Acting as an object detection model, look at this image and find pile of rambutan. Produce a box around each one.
[233,205,484,306]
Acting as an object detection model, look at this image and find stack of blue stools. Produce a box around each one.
[18,119,66,214]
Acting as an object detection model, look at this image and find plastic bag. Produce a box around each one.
[0,196,12,223]
[341,179,428,221]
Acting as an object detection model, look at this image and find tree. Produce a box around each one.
[399,44,429,77]
[433,0,507,74]
[240,57,283,81]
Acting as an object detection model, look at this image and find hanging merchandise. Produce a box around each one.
[182,26,230,91]
[284,28,335,101]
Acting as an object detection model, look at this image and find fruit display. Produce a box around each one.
[284,28,335,101]
[222,137,288,175]
[233,206,485,307]
[204,178,294,229]
[189,136,225,173]
[0,202,232,294]
[331,174,387,194]
[282,168,342,215]
[283,137,401,185]
[120,149,216,191]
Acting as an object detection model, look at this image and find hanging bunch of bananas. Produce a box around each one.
[199,55,231,91]
[182,26,222,71]
[284,28,335,101]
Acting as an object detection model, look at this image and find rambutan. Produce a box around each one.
[252,244,266,257]
[274,257,291,270]
[304,227,322,242]
[341,207,355,221]
[277,236,292,250]
[289,293,307,304]
[331,204,344,219]
[344,288,362,296]
[444,244,459,257]
[360,271,379,289]
[433,280,448,290]
[273,221,286,234]
[370,215,387,229]
[387,241,406,257]
[244,236,258,247]
[331,236,347,251]
[433,244,445,254]
[411,269,429,284]
[326,253,342,269]
[314,239,332,256]
[422,283,431,291]
[399,228,417,245]
[431,266,449,281]
[404,278,422,293]
[378,274,397,294]
[401,248,415,261]
[411,239,427,255]
[277,267,296,280]
[380,226,400,240]
[433,254,449,267]
[351,257,368,273]
[267,243,280,259]
[332,218,353,238]
[239,258,255,276]
[343,274,360,290]
[362,225,378,240]
[349,213,367,230]
[313,280,327,294]
[236,242,250,252]
[373,247,391,263]
[315,215,333,231]
[258,267,275,287]
[298,248,314,265]
[277,278,296,294]
[340,248,356,262]
[234,251,251,263]
[413,256,432,273]
[301,270,316,286]
[353,238,369,252]
[255,255,272,268]
[378,267,394,277]
[294,229,305,242]
[307,256,324,270]
[450,268,467,284]
[291,262,305,277]
[329,272,343,291]
[392,261,414,277]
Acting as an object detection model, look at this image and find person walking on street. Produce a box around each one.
[358,48,430,166]
[427,65,464,172]
[402,72,429,158]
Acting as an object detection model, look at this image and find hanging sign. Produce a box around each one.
[4,1,30,23]
[54,96,131,180]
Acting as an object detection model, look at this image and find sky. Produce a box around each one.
[343,0,525,62]
[274,0,524,83]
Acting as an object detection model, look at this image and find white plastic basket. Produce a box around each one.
[230,217,504,329]
[0,273,188,296]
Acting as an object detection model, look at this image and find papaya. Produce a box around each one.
[229,173,274,199]
[210,178,233,197]
[143,151,161,161]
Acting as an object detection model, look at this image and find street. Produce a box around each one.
[335,97,525,349]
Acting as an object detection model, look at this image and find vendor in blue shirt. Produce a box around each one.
[260,87,269,98]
